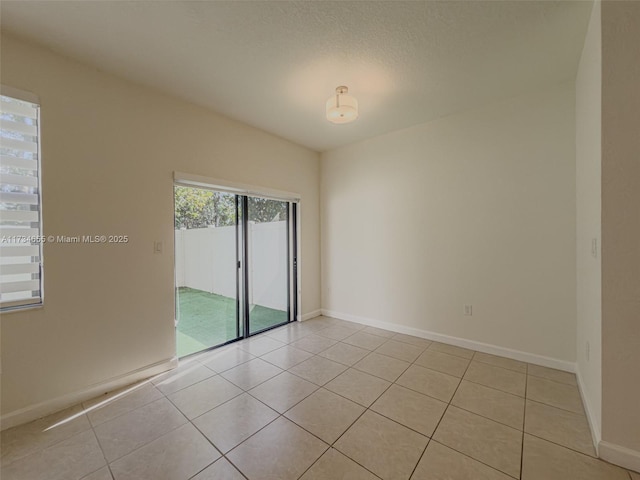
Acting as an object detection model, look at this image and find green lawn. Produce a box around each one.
[176,287,287,357]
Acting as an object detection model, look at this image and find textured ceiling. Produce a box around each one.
[1,1,592,152]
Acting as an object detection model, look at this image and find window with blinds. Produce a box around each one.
[0,92,43,311]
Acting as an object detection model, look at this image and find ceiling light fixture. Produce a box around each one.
[326,86,358,124]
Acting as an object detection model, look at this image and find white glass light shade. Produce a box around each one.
[326,86,358,124]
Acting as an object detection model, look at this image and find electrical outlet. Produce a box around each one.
[463,305,473,316]
[586,341,590,361]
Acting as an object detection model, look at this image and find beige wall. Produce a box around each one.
[0,34,320,417]
[601,1,640,456]
[321,83,577,362]
[575,0,602,441]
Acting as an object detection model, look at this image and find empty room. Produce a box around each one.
[0,1,638,479]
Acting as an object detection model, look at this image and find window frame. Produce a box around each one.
[1,85,44,312]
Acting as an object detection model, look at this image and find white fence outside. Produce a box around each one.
[175,221,288,311]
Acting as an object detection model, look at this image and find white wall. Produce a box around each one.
[175,222,289,311]
[600,0,640,464]
[249,221,288,311]
[321,83,577,363]
[175,227,237,299]
[0,33,320,422]
[575,0,602,444]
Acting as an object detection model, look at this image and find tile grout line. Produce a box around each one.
[35,386,173,478]
[526,371,579,387]
[188,328,326,469]
[189,350,334,478]
[407,438,432,480]
[218,359,285,391]
[294,445,383,480]
[156,321,585,479]
[0,321,380,479]
[446,403,522,433]
[460,376,525,398]
[433,349,475,436]
[407,348,476,480]
[424,350,522,480]
[102,392,212,474]
[164,381,245,423]
[418,352,476,476]
[187,408,253,480]
[88,410,112,473]
[283,326,416,477]
[83,382,171,478]
[320,376,397,479]
[4,319,592,480]
[337,351,414,384]
[83,413,111,480]
[520,362,528,479]
[119,326,586,480]
[430,438,522,480]
[243,372,322,414]
[525,396,590,418]
[285,362,346,387]
[158,374,260,478]
[426,344,475,360]
[218,456,250,480]
[287,363,448,443]
[472,351,528,371]
[84,381,164,426]
[523,431,600,460]
[0,415,92,469]
[180,325,528,479]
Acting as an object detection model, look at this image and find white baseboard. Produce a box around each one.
[599,441,640,474]
[575,367,602,456]
[322,309,639,473]
[320,309,576,373]
[300,309,321,321]
[1,356,178,431]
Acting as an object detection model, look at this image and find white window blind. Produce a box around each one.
[0,93,43,310]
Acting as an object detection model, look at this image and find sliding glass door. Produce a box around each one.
[246,197,290,334]
[174,187,241,357]
[174,185,296,357]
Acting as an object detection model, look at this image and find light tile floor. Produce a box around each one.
[1,316,637,480]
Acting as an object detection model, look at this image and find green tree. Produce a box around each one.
[174,187,288,229]
[248,197,288,223]
[174,187,235,229]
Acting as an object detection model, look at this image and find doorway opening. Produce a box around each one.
[174,184,297,358]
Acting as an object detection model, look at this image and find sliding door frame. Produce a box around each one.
[243,194,294,336]
[235,194,242,340]
[291,202,298,322]
[173,172,300,358]
[240,195,250,338]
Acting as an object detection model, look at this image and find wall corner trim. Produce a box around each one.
[599,441,640,474]
[0,356,178,431]
[320,309,576,372]
[575,367,602,456]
